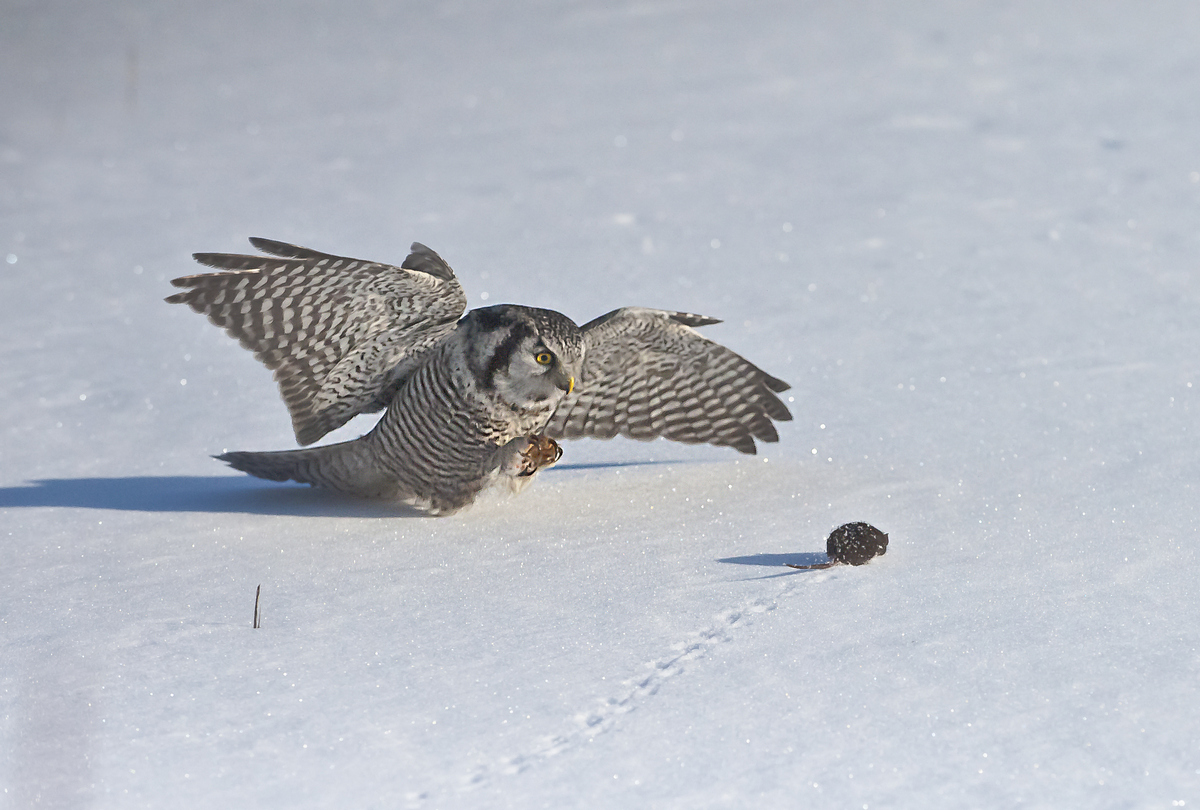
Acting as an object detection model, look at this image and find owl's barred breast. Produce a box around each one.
[363,335,559,514]
[368,343,491,512]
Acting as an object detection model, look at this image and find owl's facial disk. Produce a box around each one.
[467,306,583,411]
[495,333,576,410]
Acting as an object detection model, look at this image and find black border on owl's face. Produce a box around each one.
[482,320,536,392]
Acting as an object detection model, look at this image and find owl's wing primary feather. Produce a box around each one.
[166,238,467,445]
[544,307,792,454]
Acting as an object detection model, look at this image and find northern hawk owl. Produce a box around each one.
[167,238,791,514]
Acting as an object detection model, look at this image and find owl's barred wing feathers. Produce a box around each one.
[544,307,791,454]
[166,239,467,445]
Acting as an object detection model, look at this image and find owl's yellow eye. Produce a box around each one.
[535,352,553,365]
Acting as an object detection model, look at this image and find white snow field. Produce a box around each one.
[3,0,1200,807]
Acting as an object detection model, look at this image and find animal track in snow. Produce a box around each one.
[458,578,819,794]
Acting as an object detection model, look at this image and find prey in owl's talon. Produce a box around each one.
[516,435,562,476]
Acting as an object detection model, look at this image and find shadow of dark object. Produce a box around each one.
[0,476,426,518]
[717,552,830,568]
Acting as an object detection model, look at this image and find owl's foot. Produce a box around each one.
[495,435,563,483]
[516,435,563,476]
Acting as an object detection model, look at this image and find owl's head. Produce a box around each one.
[462,305,584,410]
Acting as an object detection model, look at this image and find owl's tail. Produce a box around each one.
[216,440,398,499]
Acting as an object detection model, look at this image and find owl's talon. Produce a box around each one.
[516,435,562,476]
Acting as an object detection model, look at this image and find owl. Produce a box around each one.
[167,238,792,514]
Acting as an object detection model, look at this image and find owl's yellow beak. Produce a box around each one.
[553,370,575,395]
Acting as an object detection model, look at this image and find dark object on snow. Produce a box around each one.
[826,522,888,565]
[786,522,888,569]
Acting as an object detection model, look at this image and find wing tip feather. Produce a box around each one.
[763,373,790,393]
[247,236,289,255]
[401,243,456,282]
[668,311,723,328]
[730,436,758,454]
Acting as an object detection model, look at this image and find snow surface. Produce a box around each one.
[3,0,1200,807]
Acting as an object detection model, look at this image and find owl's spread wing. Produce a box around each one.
[544,307,792,454]
[166,238,467,445]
